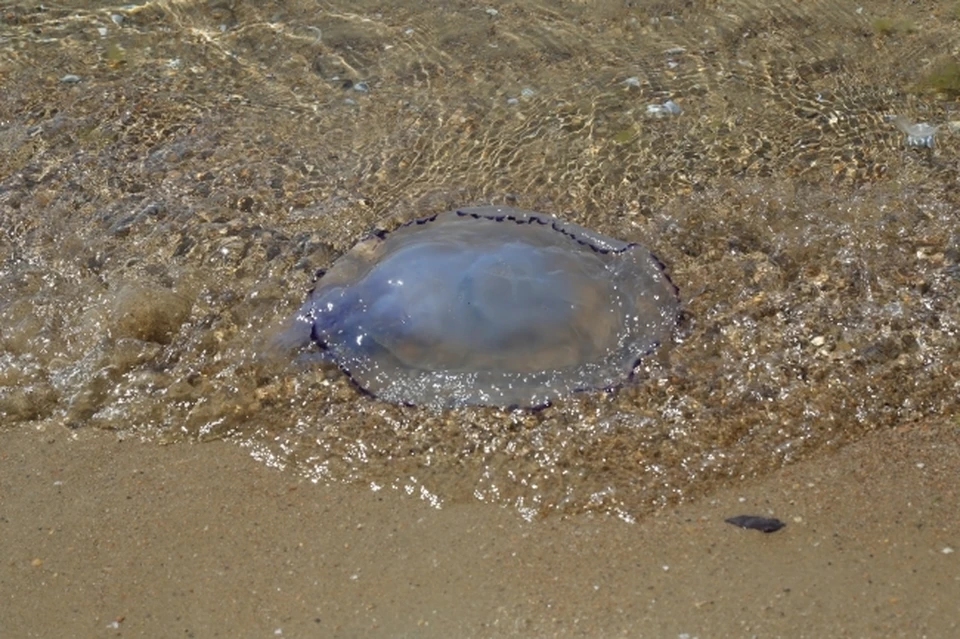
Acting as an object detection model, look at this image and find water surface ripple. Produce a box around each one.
[1,0,957,519]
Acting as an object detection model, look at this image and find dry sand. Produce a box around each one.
[2,420,957,638]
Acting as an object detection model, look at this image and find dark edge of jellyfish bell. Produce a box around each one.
[458,209,635,255]
[309,322,329,353]
[306,324,388,404]
[337,365,382,402]
[647,250,681,299]
[302,271,327,299]
[625,339,663,383]
[375,213,440,238]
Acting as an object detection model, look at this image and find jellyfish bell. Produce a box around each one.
[278,207,680,408]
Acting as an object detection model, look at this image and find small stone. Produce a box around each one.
[943,547,955,555]
[486,8,499,16]
[623,76,641,88]
[647,100,681,117]
[662,100,682,115]
[60,74,82,84]
[725,514,787,533]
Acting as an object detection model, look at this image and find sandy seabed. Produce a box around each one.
[2,420,957,639]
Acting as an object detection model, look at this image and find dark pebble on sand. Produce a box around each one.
[725,515,786,533]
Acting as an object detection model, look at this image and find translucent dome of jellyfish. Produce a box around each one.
[278,207,680,408]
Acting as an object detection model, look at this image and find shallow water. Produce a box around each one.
[1,0,957,520]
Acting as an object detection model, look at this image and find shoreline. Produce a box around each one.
[2,420,957,637]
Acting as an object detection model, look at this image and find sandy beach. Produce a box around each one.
[3,419,957,638]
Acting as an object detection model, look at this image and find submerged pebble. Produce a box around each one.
[279,207,679,408]
[646,100,682,117]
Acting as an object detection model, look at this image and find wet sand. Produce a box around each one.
[3,421,957,638]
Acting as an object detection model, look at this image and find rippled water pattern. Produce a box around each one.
[1,0,957,520]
